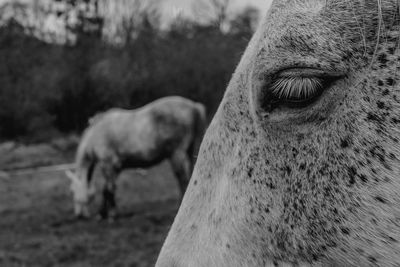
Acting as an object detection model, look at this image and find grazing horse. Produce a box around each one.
[156,1,400,266]
[66,96,206,219]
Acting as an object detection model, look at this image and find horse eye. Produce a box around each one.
[271,77,324,102]
[266,68,342,109]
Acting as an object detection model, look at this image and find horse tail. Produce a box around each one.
[195,103,207,138]
[190,103,207,163]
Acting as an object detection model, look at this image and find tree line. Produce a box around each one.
[0,0,259,142]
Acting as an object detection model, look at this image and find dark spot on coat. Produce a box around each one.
[247,167,253,178]
[359,174,368,183]
[368,256,377,263]
[377,53,388,66]
[340,138,349,148]
[375,196,387,203]
[383,234,397,242]
[347,166,357,185]
[340,227,350,235]
[391,118,400,124]
[370,146,386,163]
[382,89,390,96]
[284,166,291,175]
[386,77,395,86]
[367,112,382,123]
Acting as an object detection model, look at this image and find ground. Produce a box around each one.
[0,141,180,267]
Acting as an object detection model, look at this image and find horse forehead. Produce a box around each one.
[265,0,391,33]
[269,0,384,13]
[245,0,399,81]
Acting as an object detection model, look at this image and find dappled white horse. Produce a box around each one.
[66,96,206,219]
[157,0,400,266]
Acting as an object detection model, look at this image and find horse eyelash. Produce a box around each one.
[270,77,324,100]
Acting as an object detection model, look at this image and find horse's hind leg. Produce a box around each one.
[170,150,191,199]
[99,163,119,219]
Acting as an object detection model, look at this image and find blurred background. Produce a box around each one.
[0,0,272,142]
[0,0,270,266]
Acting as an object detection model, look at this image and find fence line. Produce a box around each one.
[0,163,75,179]
[0,163,148,180]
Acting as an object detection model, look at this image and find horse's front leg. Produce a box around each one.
[98,163,119,220]
[101,181,117,220]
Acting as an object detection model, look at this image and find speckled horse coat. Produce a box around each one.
[156,1,400,266]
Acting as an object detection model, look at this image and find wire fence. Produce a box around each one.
[0,163,148,180]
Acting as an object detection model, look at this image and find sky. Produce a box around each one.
[0,0,273,42]
[161,0,272,19]
[0,0,273,18]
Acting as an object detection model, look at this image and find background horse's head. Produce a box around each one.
[65,169,96,218]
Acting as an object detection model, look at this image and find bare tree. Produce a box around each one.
[52,0,104,45]
[101,0,160,45]
[0,2,30,28]
[0,1,49,37]
[0,0,68,43]
[192,0,231,28]
[229,6,260,35]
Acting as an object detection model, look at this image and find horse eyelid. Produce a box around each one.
[270,76,325,101]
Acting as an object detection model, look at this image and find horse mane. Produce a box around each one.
[72,112,105,170]
[75,132,91,171]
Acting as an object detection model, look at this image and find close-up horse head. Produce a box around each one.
[157,0,400,266]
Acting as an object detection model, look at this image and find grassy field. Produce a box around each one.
[0,159,180,267]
